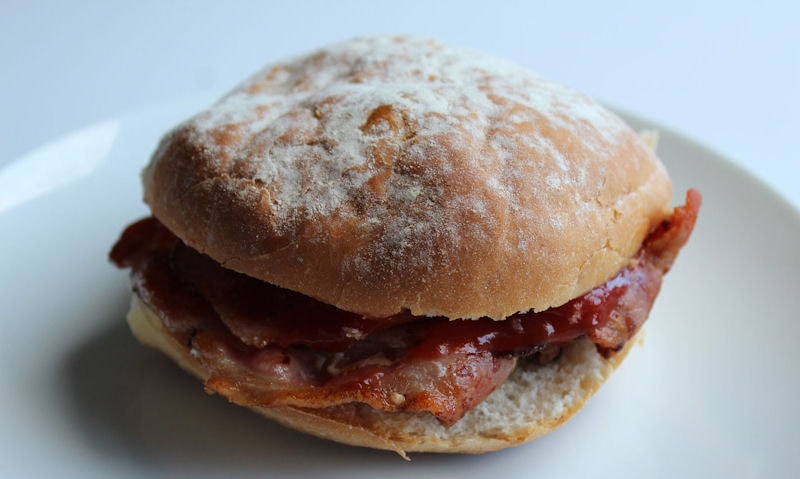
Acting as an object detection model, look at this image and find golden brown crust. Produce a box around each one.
[142,36,672,319]
[127,293,639,456]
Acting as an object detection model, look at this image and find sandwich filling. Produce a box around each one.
[111,190,699,426]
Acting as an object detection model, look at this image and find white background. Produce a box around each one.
[2,1,798,207]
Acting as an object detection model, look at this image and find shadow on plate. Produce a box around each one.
[59,292,504,474]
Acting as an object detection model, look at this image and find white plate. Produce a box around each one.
[1,98,798,478]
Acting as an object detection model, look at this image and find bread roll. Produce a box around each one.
[142,35,672,320]
[110,36,696,457]
[127,295,639,456]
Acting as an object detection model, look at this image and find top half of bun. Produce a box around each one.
[142,35,672,320]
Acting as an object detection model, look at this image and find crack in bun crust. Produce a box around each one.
[143,35,672,320]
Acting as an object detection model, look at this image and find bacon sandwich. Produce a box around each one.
[110,36,700,456]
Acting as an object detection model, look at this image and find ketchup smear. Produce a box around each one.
[111,189,701,361]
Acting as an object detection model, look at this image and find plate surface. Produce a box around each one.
[1,98,798,478]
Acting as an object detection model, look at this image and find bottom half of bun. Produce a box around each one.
[126,293,640,457]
